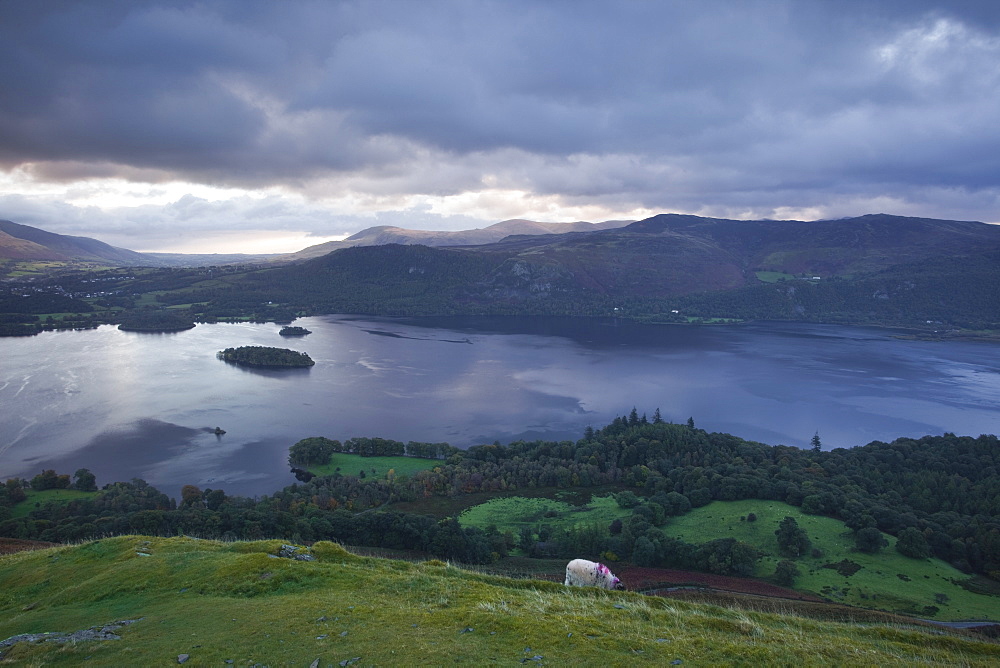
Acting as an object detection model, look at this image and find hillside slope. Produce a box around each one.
[469,213,1000,294]
[0,219,149,265]
[204,213,1000,327]
[0,229,64,261]
[1,536,997,665]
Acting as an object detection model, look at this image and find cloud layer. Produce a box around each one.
[1,1,998,251]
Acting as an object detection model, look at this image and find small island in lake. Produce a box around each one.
[217,346,315,368]
[279,325,312,337]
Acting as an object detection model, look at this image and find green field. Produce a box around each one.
[11,488,99,519]
[754,270,796,283]
[458,494,630,535]
[1,535,996,666]
[665,500,999,621]
[308,453,441,479]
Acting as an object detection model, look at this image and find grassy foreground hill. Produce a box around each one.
[1,536,998,665]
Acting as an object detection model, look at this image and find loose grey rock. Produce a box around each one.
[276,544,316,561]
[316,634,328,640]
[0,619,143,651]
[459,627,473,634]
[340,631,348,637]
[309,660,320,668]
[177,654,189,664]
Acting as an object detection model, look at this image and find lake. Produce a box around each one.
[2,315,999,499]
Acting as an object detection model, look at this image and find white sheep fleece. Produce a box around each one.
[564,558,622,589]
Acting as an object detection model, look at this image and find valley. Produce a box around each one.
[1,214,999,661]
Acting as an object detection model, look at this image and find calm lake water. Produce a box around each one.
[2,315,999,499]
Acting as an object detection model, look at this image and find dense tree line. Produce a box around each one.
[3,418,999,577]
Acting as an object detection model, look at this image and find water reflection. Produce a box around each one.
[1,316,998,499]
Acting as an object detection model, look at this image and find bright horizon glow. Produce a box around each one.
[4,170,998,254]
[133,232,351,255]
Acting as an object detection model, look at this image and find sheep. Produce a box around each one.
[564,558,624,590]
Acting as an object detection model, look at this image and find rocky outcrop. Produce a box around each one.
[271,544,316,561]
[0,619,142,655]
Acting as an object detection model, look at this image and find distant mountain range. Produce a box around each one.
[456,212,1000,296]
[0,218,634,267]
[223,212,999,329]
[4,212,999,330]
[278,218,633,261]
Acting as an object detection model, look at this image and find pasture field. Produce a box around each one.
[308,453,440,479]
[665,499,1000,621]
[1,535,997,666]
[11,488,99,519]
[458,494,630,535]
[754,270,796,283]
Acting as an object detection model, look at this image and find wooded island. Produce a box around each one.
[217,345,314,368]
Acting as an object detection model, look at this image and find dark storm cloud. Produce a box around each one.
[1,0,999,228]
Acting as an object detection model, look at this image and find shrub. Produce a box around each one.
[774,560,801,587]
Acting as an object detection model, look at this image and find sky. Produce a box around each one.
[1,1,999,254]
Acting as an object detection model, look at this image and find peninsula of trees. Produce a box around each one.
[117,310,196,332]
[217,346,314,368]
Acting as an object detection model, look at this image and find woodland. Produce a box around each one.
[2,415,998,582]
